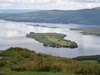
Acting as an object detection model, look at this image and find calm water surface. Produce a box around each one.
[0,20,100,58]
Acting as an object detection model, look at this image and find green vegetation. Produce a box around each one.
[0,71,81,75]
[0,50,2,53]
[73,55,100,64]
[0,47,100,75]
[70,27,100,36]
[26,32,78,48]
[0,7,100,25]
[83,60,98,64]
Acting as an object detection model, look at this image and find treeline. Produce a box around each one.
[73,55,100,64]
[0,47,100,75]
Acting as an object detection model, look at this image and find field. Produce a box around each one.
[0,47,100,75]
[45,36,71,45]
[26,32,78,48]
[73,55,100,64]
[83,60,98,64]
[70,27,100,36]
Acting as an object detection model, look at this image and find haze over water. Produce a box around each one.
[0,20,100,58]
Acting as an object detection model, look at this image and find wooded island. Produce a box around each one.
[26,32,78,48]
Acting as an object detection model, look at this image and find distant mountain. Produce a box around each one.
[0,7,100,25]
[0,9,41,13]
[93,7,100,10]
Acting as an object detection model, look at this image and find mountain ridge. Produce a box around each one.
[0,7,100,25]
[0,9,41,13]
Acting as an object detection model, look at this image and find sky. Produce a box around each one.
[0,0,100,10]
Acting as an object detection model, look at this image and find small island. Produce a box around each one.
[26,32,78,48]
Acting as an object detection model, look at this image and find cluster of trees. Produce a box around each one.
[43,42,78,48]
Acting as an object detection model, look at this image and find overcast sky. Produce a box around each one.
[0,0,100,10]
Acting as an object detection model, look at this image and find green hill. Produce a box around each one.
[0,7,100,25]
[0,47,100,75]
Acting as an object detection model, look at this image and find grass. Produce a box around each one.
[0,50,2,53]
[0,47,100,75]
[70,27,100,36]
[73,55,100,65]
[46,36,71,45]
[83,60,98,64]
[26,32,78,48]
[0,71,83,75]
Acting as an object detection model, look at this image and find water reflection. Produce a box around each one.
[0,20,100,58]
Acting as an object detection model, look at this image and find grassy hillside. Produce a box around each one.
[26,32,78,48]
[0,47,100,75]
[0,7,100,25]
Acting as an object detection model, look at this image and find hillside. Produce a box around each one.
[0,7,100,25]
[0,47,100,75]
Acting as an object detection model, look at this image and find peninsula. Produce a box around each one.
[70,27,100,36]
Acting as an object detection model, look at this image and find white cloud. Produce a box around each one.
[0,0,20,3]
[0,0,53,4]
[52,0,100,10]
[0,0,100,10]
[0,3,12,7]
[69,0,100,3]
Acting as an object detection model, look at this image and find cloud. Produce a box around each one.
[0,0,100,10]
[1,0,100,4]
[0,0,54,4]
[69,0,100,3]
[0,3,12,7]
[52,0,100,10]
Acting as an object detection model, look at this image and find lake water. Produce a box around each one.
[0,20,100,58]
